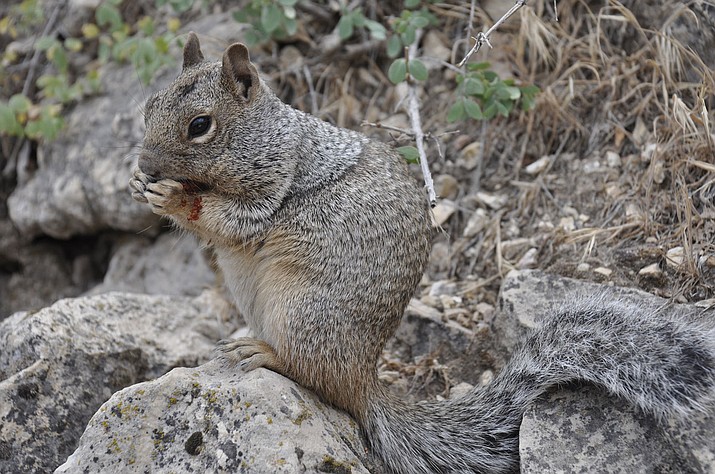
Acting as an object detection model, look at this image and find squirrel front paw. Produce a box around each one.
[130,168,202,220]
[216,337,287,374]
[129,167,152,204]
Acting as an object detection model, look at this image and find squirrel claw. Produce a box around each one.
[142,179,186,216]
[215,337,285,374]
[129,168,156,204]
[131,191,149,203]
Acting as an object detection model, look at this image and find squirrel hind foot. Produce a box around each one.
[215,337,287,375]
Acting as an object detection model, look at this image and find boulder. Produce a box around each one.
[87,233,216,297]
[0,291,235,473]
[56,364,371,474]
[520,385,715,473]
[6,59,166,240]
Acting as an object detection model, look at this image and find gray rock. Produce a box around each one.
[0,291,236,474]
[520,385,715,473]
[6,60,166,240]
[56,363,371,474]
[498,270,715,472]
[87,233,216,297]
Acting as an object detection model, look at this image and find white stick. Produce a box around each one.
[457,0,528,67]
[404,31,437,207]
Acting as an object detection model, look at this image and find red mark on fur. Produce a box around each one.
[187,196,203,221]
[182,181,204,193]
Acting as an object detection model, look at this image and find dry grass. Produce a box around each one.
[439,0,715,303]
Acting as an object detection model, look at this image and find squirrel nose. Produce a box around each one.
[137,150,164,179]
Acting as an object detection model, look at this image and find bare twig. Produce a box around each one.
[553,0,559,22]
[466,0,477,57]
[404,31,437,207]
[22,2,63,97]
[4,2,64,180]
[457,0,528,67]
[362,121,460,145]
[302,64,319,116]
[361,121,413,136]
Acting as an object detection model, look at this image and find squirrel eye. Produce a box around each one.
[188,115,211,139]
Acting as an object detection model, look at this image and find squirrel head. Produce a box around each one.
[139,32,298,217]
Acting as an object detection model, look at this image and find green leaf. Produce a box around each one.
[505,86,521,100]
[352,11,366,27]
[401,26,416,46]
[81,23,100,39]
[467,61,490,71]
[25,116,64,140]
[496,101,510,117]
[0,103,23,136]
[96,3,123,31]
[463,77,484,96]
[412,15,429,28]
[48,44,69,74]
[282,5,296,20]
[24,104,64,140]
[9,94,31,113]
[386,35,402,58]
[464,98,483,119]
[447,99,466,122]
[244,29,263,46]
[36,36,57,51]
[98,37,111,63]
[397,146,420,164]
[233,10,249,22]
[405,0,421,8]
[137,16,154,35]
[521,96,535,111]
[64,37,83,52]
[388,58,407,84]
[483,101,497,119]
[483,70,498,82]
[168,0,193,12]
[365,19,386,40]
[278,0,297,5]
[337,15,354,40]
[408,58,428,81]
[521,84,540,96]
[284,17,298,35]
[261,3,282,33]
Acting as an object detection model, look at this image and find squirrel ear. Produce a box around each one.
[221,43,259,101]
[183,32,204,69]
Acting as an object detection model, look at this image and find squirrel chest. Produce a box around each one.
[213,231,305,347]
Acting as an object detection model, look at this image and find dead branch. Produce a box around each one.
[457,0,528,67]
[404,30,437,207]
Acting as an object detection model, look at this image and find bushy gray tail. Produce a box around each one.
[363,297,715,474]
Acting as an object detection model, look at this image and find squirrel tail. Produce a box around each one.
[363,296,715,474]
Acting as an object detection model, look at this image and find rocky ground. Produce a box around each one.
[1,0,714,473]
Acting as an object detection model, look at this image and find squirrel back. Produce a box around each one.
[131,34,715,473]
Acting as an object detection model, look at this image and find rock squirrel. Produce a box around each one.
[130,33,715,473]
